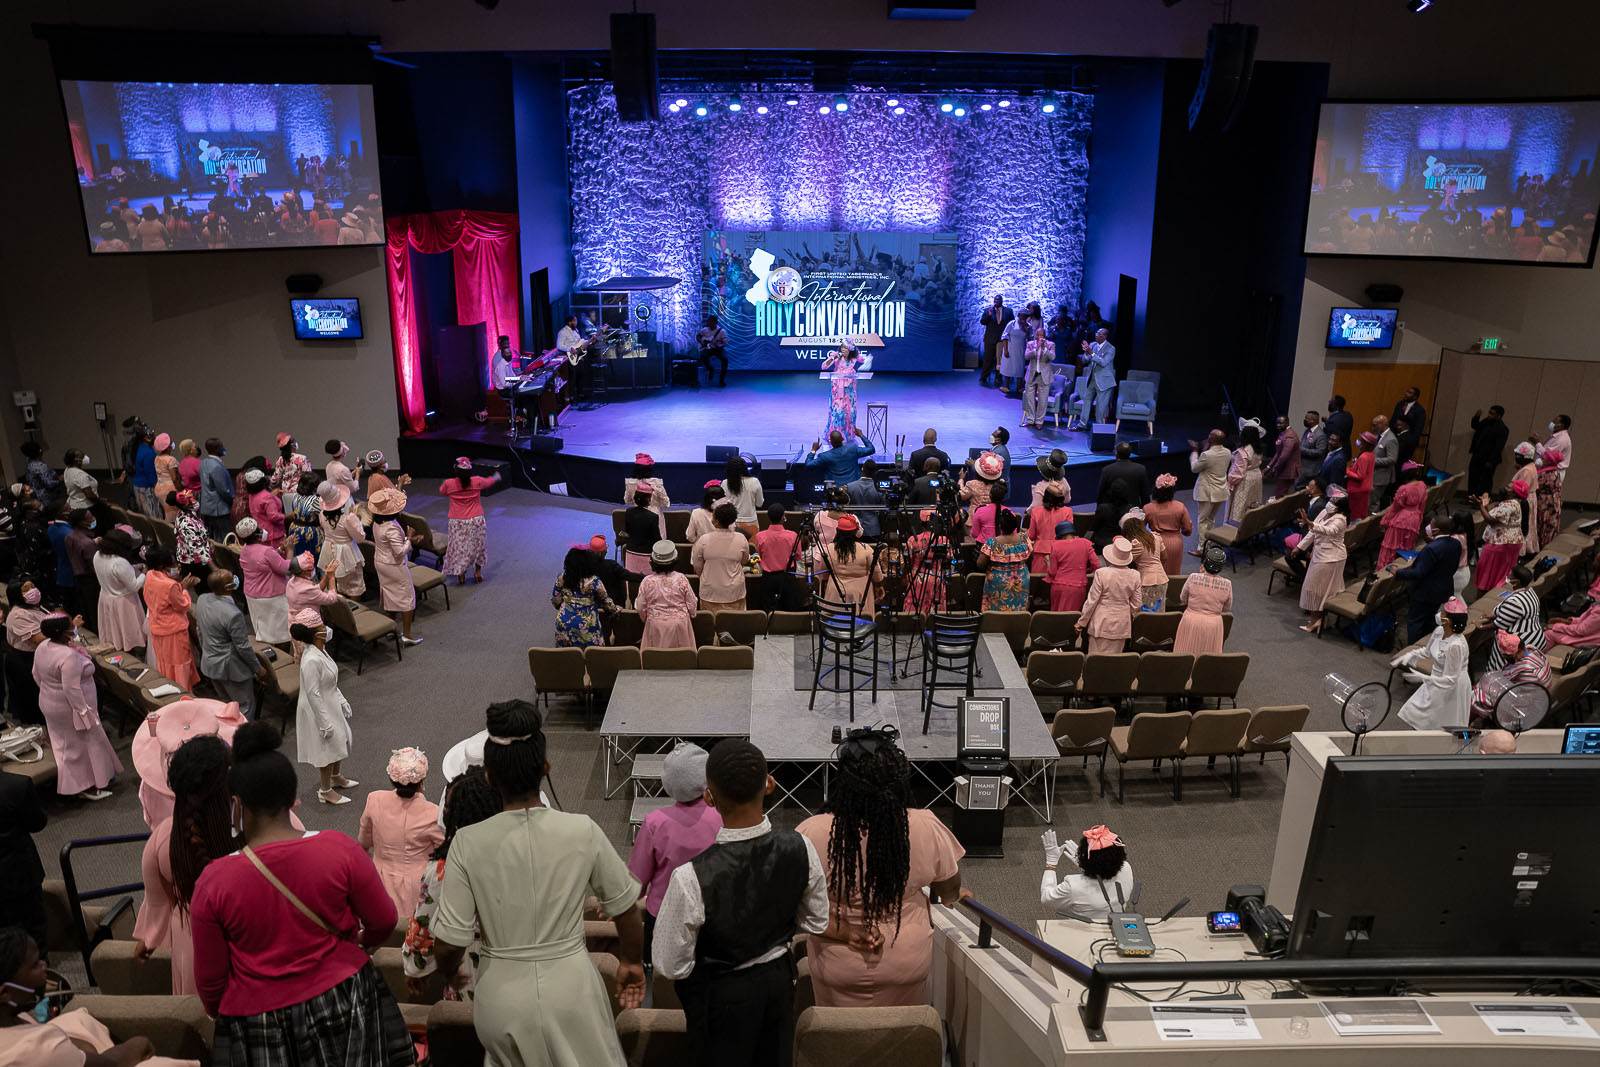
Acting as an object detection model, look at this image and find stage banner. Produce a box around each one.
[702,230,957,371]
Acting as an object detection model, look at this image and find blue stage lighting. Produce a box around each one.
[728,97,742,112]
[834,95,849,112]
[997,98,1011,108]
[674,98,688,108]
[953,105,967,117]
[893,106,906,116]
[668,103,681,113]
[979,102,992,111]
[886,98,900,107]
[818,104,832,114]
[939,99,954,113]
[785,97,800,106]
[1041,97,1058,114]
[694,104,709,117]
[755,104,769,114]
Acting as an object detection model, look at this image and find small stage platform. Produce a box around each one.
[599,634,1058,821]
[399,371,1201,505]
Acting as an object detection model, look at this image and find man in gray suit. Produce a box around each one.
[193,568,266,719]
[1370,415,1400,508]
[1079,328,1117,428]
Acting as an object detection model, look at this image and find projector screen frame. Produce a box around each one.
[1301,94,1600,270]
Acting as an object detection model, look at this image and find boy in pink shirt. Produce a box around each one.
[626,742,721,962]
[751,503,799,611]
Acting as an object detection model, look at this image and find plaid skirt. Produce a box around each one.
[212,962,415,1067]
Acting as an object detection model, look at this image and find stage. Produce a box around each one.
[399,370,1203,504]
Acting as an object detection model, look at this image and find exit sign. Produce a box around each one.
[1482,337,1502,352]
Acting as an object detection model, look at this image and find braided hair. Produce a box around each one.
[434,766,502,861]
[482,700,547,800]
[824,729,912,939]
[167,734,235,911]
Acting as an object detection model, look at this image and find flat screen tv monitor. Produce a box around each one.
[1288,754,1600,961]
[290,298,363,341]
[59,79,384,254]
[1326,306,1398,350]
[1304,98,1600,266]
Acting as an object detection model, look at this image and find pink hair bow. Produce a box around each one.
[1082,824,1122,853]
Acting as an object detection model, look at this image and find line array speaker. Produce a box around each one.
[1188,23,1258,135]
[610,13,658,122]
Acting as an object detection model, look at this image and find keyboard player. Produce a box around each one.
[489,334,522,438]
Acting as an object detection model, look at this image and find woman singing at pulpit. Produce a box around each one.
[822,340,864,438]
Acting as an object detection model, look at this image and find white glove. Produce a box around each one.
[1041,829,1062,867]
[1389,650,1415,669]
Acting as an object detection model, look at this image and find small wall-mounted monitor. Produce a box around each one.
[291,298,363,341]
[1326,306,1397,350]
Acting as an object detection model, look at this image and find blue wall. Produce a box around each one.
[1082,62,1164,363]
[380,52,518,215]
[512,60,574,348]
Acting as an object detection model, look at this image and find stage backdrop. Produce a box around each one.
[705,229,956,370]
[568,86,1091,357]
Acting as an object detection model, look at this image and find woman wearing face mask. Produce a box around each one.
[0,925,175,1065]
[92,526,146,653]
[1395,597,1471,732]
[189,723,409,1065]
[4,579,48,726]
[140,546,199,690]
[33,613,121,802]
[291,621,357,805]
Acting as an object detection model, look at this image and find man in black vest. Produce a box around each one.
[653,739,829,1067]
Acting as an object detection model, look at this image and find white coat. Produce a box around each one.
[1397,628,1471,732]
[294,643,352,767]
[999,319,1027,378]
[1190,446,1232,504]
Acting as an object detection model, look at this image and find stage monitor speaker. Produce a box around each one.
[1187,22,1258,135]
[705,445,740,464]
[1090,423,1118,453]
[609,13,658,122]
[528,268,553,352]
[1365,283,1404,304]
[285,273,323,295]
[528,435,564,455]
[475,459,511,492]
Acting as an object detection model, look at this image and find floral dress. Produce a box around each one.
[402,858,478,1001]
[1537,465,1563,548]
[551,575,616,647]
[269,452,313,494]
[981,536,1033,612]
[173,508,212,570]
[822,352,859,438]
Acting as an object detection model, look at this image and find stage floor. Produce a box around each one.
[422,370,1192,469]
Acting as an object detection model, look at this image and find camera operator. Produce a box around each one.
[843,460,886,539]
[907,457,945,507]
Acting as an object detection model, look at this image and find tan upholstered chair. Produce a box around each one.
[1026,650,1084,714]
[90,940,171,995]
[697,644,755,670]
[1079,652,1139,708]
[691,610,717,648]
[616,1008,690,1067]
[979,610,1031,659]
[584,645,642,699]
[1186,652,1250,707]
[324,595,401,673]
[426,1000,482,1067]
[793,1005,943,1067]
[1049,706,1116,798]
[411,561,451,610]
[610,608,645,647]
[1027,611,1080,652]
[768,610,813,635]
[398,510,448,567]
[642,647,698,670]
[1240,705,1311,765]
[1130,611,1181,651]
[527,647,589,709]
[70,995,213,1062]
[714,609,768,645]
[1107,711,1191,801]
[1180,708,1251,798]
[1133,652,1195,701]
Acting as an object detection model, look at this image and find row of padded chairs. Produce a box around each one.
[529,644,756,709]
[1025,651,1251,711]
[1048,704,1310,800]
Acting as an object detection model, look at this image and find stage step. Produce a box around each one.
[632,754,666,782]
[628,797,673,838]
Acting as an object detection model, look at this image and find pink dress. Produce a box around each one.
[636,570,697,648]
[372,520,416,612]
[248,490,287,543]
[1378,480,1426,568]
[1044,538,1100,612]
[133,818,198,994]
[1173,572,1233,654]
[359,789,445,919]
[797,809,964,1007]
[625,798,722,916]
[1143,500,1192,577]
[93,553,147,651]
[1079,565,1142,653]
[1026,506,1071,573]
[33,641,123,796]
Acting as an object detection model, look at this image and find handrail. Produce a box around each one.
[959,896,1095,987]
[60,832,151,986]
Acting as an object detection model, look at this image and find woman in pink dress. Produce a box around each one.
[1143,473,1193,578]
[132,698,247,830]
[1378,463,1428,568]
[360,747,445,918]
[243,468,286,544]
[1026,487,1071,574]
[32,613,121,800]
[1121,511,1167,610]
[635,542,698,649]
[1076,537,1142,652]
[441,457,501,584]
[177,438,203,493]
[1475,487,1525,591]
[141,547,199,690]
[317,480,367,598]
[1173,546,1233,654]
[93,527,146,652]
[369,487,421,645]
[1293,496,1349,634]
[797,726,964,1007]
[1044,520,1099,611]
[902,525,949,616]
[133,733,233,994]
[821,342,862,438]
[1511,441,1540,554]
[152,433,181,520]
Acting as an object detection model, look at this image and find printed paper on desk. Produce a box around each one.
[1151,1005,1262,1041]
[1473,1003,1598,1040]
[1322,999,1439,1037]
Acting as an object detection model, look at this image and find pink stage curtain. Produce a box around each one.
[385,210,521,434]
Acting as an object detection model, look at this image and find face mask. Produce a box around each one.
[1548,421,1557,432]
[81,456,93,467]
[231,574,241,591]
[87,519,97,531]
[230,797,245,837]
[323,625,334,644]
[22,588,40,606]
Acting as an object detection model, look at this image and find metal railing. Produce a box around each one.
[60,832,150,985]
[959,896,1600,1041]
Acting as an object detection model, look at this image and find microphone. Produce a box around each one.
[1154,896,1191,924]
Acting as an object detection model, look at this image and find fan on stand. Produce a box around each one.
[1325,672,1391,754]
[1479,675,1552,739]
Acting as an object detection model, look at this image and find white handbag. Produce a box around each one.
[0,724,46,764]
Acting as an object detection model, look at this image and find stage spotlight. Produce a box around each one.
[818,104,832,114]
[997,98,1011,108]
[834,95,849,112]
[939,99,954,113]
[979,102,992,111]
[694,104,709,117]
[756,104,769,114]
[1041,96,1058,114]
[893,106,906,116]
[674,97,688,108]
[785,97,800,106]
[952,104,967,117]
[886,97,900,107]
[727,96,743,112]
[668,103,681,113]
[1407,0,1433,10]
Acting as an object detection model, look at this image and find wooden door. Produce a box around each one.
[1329,361,1440,457]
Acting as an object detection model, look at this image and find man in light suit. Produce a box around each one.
[1370,415,1401,508]
[1079,328,1117,428]
[194,568,268,720]
[1189,429,1232,552]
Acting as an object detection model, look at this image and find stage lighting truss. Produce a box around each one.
[655,90,1070,119]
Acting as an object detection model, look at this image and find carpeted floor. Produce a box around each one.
[28,480,1393,970]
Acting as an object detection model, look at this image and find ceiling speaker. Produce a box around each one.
[285,273,323,295]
